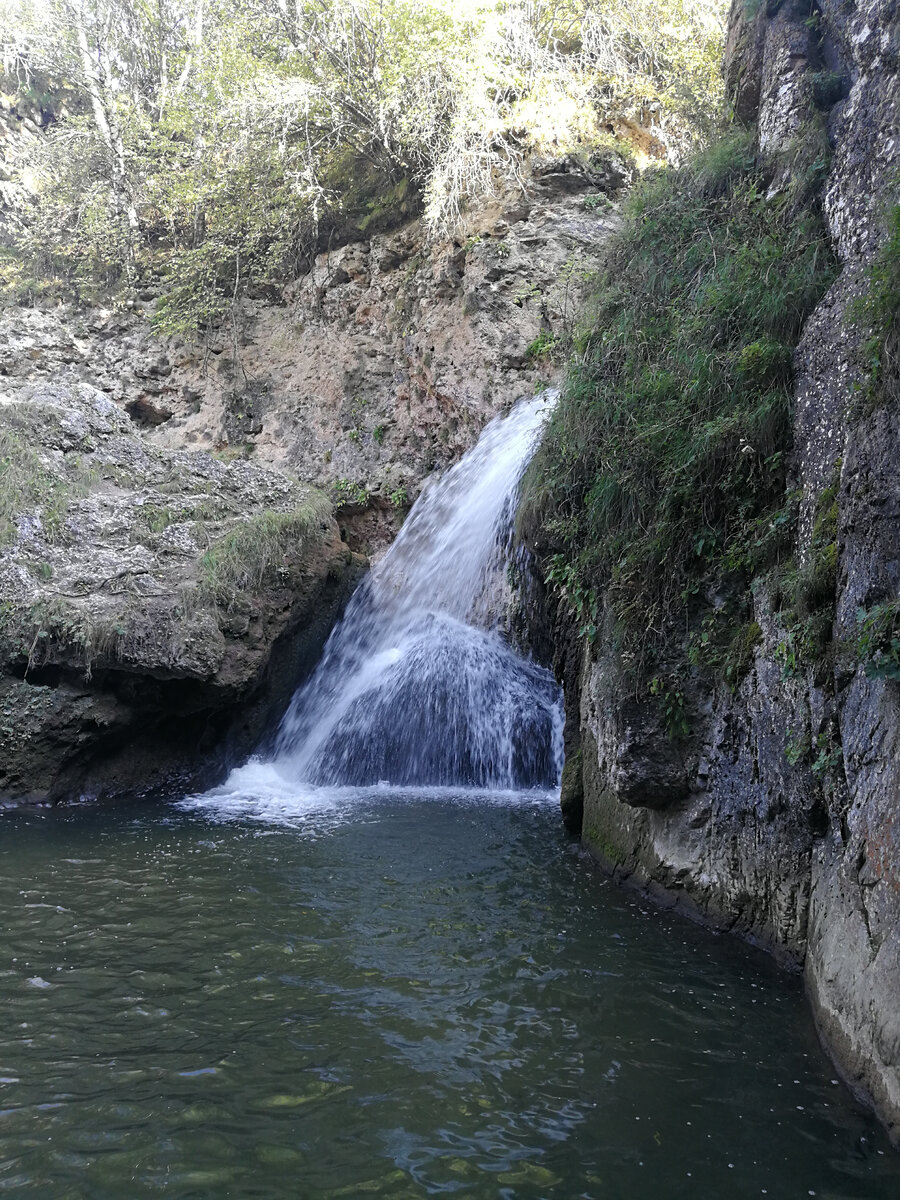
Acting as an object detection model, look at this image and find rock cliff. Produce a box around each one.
[542,0,900,1139]
[0,153,626,804]
[0,379,357,806]
[1,157,623,553]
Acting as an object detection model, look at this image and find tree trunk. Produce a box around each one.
[70,2,140,239]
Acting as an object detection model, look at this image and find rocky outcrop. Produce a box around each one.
[551,0,900,1141]
[0,380,357,806]
[0,140,631,803]
[0,157,624,552]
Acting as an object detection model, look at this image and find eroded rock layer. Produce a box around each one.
[548,0,900,1139]
[0,381,358,805]
[1,161,622,553]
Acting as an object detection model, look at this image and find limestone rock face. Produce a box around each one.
[576,591,818,967]
[0,380,356,806]
[0,166,621,554]
[562,0,900,1141]
[0,154,626,801]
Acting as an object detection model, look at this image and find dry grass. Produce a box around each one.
[0,416,95,547]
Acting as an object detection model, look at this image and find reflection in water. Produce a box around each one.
[0,795,898,1198]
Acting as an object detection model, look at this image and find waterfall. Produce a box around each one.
[276,391,564,791]
[211,392,563,805]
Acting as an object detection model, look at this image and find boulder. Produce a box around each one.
[0,379,358,805]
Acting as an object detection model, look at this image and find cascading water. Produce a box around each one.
[268,392,563,791]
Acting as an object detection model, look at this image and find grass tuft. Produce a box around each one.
[198,493,333,609]
[522,127,838,690]
[0,418,96,547]
[852,200,900,412]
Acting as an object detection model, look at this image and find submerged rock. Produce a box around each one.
[0,379,357,806]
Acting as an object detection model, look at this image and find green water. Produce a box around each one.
[0,787,897,1198]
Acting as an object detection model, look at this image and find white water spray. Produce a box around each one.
[213,394,563,803]
[275,392,562,790]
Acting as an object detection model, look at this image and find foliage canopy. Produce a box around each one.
[1,0,726,329]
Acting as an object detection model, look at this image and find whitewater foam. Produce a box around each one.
[193,392,563,812]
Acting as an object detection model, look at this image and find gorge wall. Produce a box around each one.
[5,0,898,1146]
[0,153,626,805]
[543,0,900,1140]
[1,156,623,553]
[0,379,360,806]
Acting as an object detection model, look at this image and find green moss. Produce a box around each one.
[559,746,584,828]
[582,814,625,865]
[523,128,837,693]
[729,619,763,677]
[808,70,847,111]
[355,176,415,234]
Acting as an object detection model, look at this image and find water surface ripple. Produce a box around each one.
[1,790,898,1198]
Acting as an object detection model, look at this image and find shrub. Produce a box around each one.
[3,0,728,327]
[332,478,370,507]
[525,330,558,361]
[855,600,900,682]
